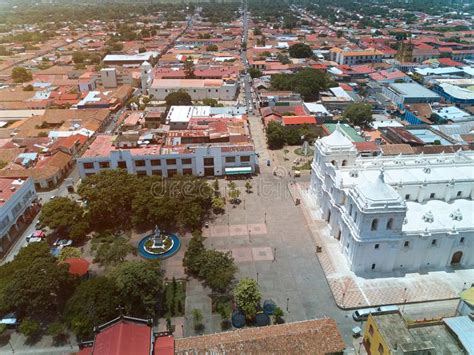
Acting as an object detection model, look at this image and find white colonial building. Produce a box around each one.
[310,124,474,274]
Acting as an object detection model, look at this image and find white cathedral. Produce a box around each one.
[309,124,474,274]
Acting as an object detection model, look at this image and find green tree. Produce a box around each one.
[11,67,32,83]
[192,309,204,332]
[211,196,225,214]
[212,178,220,196]
[266,121,285,149]
[65,277,120,340]
[78,170,138,230]
[234,278,261,320]
[93,237,134,267]
[197,250,236,293]
[18,319,40,338]
[183,232,205,275]
[288,43,313,58]
[202,98,219,107]
[58,247,82,262]
[342,102,373,128]
[270,68,332,101]
[183,59,195,79]
[39,197,89,242]
[206,44,218,51]
[109,261,163,317]
[248,68,263,79]
[245,180,252,194]
[165,90,192,107]
[47,321,68,343]
[273,306,284,324]
[2,242,76,320]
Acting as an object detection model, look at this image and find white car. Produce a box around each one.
[54,239,73,248]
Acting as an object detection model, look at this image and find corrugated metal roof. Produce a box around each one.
[444,316,474,353]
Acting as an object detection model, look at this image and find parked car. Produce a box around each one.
[352,305,399,321]
[54,239,72,249]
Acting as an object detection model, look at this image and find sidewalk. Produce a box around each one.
[296,182,473,309]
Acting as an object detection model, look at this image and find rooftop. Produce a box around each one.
[174,318,345,355]
[389,83,440,99]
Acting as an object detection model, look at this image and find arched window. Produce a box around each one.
[342,160,348,166]
[371,219,378,231]
[387,218,394,230]
[331,160,336,166]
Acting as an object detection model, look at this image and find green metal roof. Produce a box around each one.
[324,123,365,142]
[225,166,252,175]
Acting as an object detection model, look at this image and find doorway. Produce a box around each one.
[451,251,463,265]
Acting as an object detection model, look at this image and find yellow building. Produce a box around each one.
[363,312,466,354]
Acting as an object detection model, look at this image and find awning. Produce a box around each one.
[225,166,252,175]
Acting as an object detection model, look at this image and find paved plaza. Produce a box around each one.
[297,181,474,309]
[175,173,355,346]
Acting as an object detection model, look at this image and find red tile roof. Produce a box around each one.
[91,319,151,355]
[63,258,90,277]
[282,116,316,126]
[154,335,175,355]
[175,318,345,354]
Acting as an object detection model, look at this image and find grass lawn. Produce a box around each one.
[163,279,186,317]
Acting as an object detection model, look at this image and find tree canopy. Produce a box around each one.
[78,170,212,231]
[270,69,334,101]
[0,242,77,320]
[234,278,261,320]
[165,90,193,107]
[288,43,313,58]
[39,197,89,242]
[342,102,374,128]
[11,67,32,83]
[65,277,120,340]
[109,261,163,317]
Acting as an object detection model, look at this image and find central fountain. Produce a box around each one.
[138,225,181,260]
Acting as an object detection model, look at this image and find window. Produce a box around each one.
[204,157,214,166]
[331,160,336,166]
[151,170,162,176]
[226,156,236,163]
[151,159,161,166]
[374,244,380,249]
[240,156,250,162]
[83,162,94,169]
[183,168,193,175]
[342,159,347,166]
[430,193,435,199]
[182,158,192,165]
[460,237,465,244]
[371,263,376,270]
[166,159,177,165]
[404,241,410,248]
[431,239,437,246]
[117,161,127,169]
[99,162,110,169]
[457,191,462,197]
[405,194,410,200]
[167,169,177,177]
[387,218,394,230]
[354,211,358,223]
[371,219,378,231]
[134,160,145,167]
[369,325,374,336]
[378,343,384,355]
[136,171,147,177]
[349,204,353,216]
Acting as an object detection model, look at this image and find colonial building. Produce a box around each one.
[0,177,38,255]
[309,124,474,274]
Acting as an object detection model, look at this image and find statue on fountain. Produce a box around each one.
[151,225,169,249]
